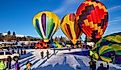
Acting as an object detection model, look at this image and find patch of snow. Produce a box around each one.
[66,54,80,70]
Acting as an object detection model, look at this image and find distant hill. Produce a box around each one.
[0,31,41,42]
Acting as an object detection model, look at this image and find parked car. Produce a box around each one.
[0,51,19,60]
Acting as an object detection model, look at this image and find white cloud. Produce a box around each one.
[108,16,121,26]
[53,0,84,37]
[109,19,121,23]
[108,5,121,12]
[53,0,83,15]
[108,6,121,26]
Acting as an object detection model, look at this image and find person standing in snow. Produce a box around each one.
[68,47,71,51]
[26,61,32,70]
[0,60,5,70]
[41,51,44,59]
[53,48,56,55]
[46,50,49,59]
[89,57,96,70]
[17,49,19,54]
[63,56,67,64]
[21,49,23,55]
[12,49,14,54]
[14,60,20,70]
[7,56,12,69]
[24,50,26,54]
[97,62,109,70]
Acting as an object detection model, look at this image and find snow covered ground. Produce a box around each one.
[11,49,121,70]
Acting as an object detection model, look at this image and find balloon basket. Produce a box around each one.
[44,39,49,43]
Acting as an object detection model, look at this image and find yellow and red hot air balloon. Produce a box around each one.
[33,11,60,42]
[61,13,82,44]
[76,0,108,43]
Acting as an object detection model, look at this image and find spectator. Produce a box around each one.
[41,51,44,59]
[68,47,71,51]
[12,49,14,54]
[24,50,26,54]
[26,61,32,70]
[53,48,56,55]
[7,56,12,69]
[17,49,19,54]
[0,60,5,70]
[14,60,20,70]
[21,49,23,55]
[97,62,109,70]
[89,57,96,70]
[63,56,67,64]
[46,50,49,59]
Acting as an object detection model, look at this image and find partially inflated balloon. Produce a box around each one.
[61,13,82,44]
[93,32,121,63]
[76,0,108,43]
[33,11,60,42]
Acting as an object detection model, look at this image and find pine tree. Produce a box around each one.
[7,31,11,35]
[13,32,16,36]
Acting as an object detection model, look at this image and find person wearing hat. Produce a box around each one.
[0,60,5,70]
[26,61,32,70]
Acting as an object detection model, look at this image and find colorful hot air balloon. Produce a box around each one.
[76,0,108,43]
[51,41,63,49]
[33,11,60,42]
[93,32,121,63]
[61,13,82,44]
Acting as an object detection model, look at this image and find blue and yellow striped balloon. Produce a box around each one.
[93,32,121,63]
[33,11,60,42]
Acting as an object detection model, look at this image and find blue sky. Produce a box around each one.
[0,0,121,39]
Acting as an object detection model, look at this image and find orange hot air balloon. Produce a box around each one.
[61,13,82,44]
[76,0,108,43]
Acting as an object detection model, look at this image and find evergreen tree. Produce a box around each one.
[7,31,11,35]
[13,32,16,36]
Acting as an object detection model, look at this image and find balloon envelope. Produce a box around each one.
[33,11,60,42]
[93,32,121,63]
[76,0,108,43]
[61,13,82,44]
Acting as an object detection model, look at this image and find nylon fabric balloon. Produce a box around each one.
[33,11,60,42]
[93,32,121,63]
[61,13,82,44]
[76,0,108,43]
[90,50,99,60]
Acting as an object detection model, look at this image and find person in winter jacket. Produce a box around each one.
[89,57,96,70]
[97,62,109,70]
[7,56,12,69]
[14,60,20,70]
[0,60,5,70]
[26,61,32,70]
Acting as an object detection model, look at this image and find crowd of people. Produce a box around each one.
[7,48,26,55]
[0,58,20,70]
[40,50,50,59]
[0,49,51,70]
[0,46,111,70]
[25,50,50,70]
[89,56,109,70]
[0,48,27,70]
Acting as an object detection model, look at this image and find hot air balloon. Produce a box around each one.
[93,32,121,63]
[61,13,82,44]
[76,0,108,43]
[33,11,60,42]
[51,41,63,49]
